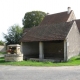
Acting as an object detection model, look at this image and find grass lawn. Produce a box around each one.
[0,55,80,66]
[0,52,6,54]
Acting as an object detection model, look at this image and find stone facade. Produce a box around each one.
[44,41,64,59]
[0,45,6,52]
[5,54,23,61]
[22,42,39,59]
[22,41,64,61]
[5,44,23,61]
[22,22,80,61]
[67,11,76,22]
[21,8,80,61]
[66,22,80,60]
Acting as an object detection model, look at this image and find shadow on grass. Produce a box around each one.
[0,60,5,63]
[0,57,8,64]
[76,58,80,60]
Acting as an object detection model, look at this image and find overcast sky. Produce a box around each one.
[0,0,80,40]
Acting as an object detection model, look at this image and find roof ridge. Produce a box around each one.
[47,11,67,16]
[45,10,72,17]
[40,10,72,26]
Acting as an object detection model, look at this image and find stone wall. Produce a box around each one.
[22,42,39,59]
[44,41,64,59]
[22,41,64,60]
[67,11,76,22]
[0,45,6,52]
[5,54,23,61]
[66,21,80,59]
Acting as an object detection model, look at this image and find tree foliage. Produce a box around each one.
[3,24,23,45]
[0,40,4,45]
[22,11,46,28]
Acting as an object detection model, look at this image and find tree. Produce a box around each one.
[0,40,4,45]
[3,24,23,45]
[22,11,46,28]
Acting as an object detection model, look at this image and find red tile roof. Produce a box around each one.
[40,11,72,25]
[20,21,73,42]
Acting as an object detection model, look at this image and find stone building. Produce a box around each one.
[20,7,80,61]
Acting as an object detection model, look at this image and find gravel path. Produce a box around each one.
[0,65,80,80]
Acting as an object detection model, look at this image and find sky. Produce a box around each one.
[0,0,80,41]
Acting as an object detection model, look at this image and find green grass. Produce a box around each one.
[0,52,6,54]
[0,56,80,66]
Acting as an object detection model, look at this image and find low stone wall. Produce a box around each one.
[0,46,6,52]
[4,54,23,61]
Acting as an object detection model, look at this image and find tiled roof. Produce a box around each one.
[20,21,73,42]
[40,11,72,25]
[22,28,31,36]
[75,19,80,32]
